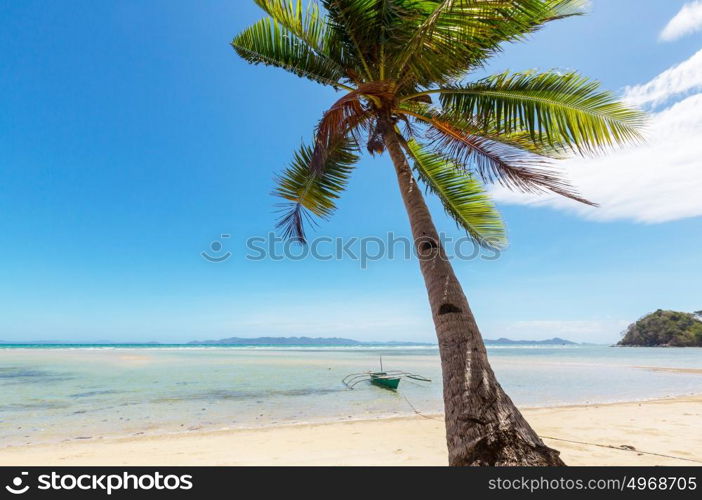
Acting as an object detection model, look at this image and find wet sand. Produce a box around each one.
[1,395,700,466]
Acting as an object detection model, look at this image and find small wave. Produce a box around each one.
[151,387,344,404]
[0,401,71,412]
[69,390,123,399]
[0,367,75,384]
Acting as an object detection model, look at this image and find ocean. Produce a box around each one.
[0,345,700,448]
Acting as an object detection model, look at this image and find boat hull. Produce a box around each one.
[370,372,400,390]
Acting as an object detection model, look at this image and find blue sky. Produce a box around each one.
[1,0,700,344]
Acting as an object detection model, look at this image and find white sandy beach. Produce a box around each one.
[1,395,700,466]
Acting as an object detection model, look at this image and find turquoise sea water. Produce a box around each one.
[0,345,700,447]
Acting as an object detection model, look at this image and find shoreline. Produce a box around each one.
[3,390,699,450]
[1,394,700,466]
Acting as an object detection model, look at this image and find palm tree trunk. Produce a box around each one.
[383,124,565,466]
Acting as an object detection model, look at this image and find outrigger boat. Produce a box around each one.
[342,357,431,391]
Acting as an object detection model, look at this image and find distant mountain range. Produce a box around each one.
[186,336,433,346]
[187,336,578,346]
[0,340,162,345]
[484,337,577,346]
[0,336,579,346]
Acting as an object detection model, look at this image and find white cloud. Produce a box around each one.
[492,49,702,224]
[660,1,702,42]
[623,48,702,107]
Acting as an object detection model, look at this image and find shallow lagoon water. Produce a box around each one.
[0,345,700,447]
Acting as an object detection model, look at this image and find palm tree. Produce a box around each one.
[232,0,644,466]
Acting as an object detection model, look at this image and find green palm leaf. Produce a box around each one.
[396,103,590,203]
[427,117,595,205]
[253,0,330,54]
[392,0,587,87]
[274,137,359,242]
[235,0,645,243]
[405,139,507,250]
[447,113,574,159]
[322,0,383,80]
[437,70,646,154]
[232,15,346,87]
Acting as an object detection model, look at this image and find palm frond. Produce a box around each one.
[253,0,329,54]
[427,117,595,205]
[234,0,645,237]
[437,70,646,154]
[232,15,346,87]
[474,130,571,159]
[392,0,588,87]
[448,113,574,159]
[311,81,395,172]
[404,138,507,250]
[275,137,359,242]
[321,0,383,80]
[398,101,572,159]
